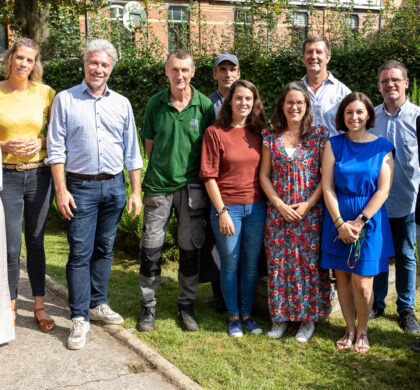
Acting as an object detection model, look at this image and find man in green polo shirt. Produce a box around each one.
[138,49,215,332]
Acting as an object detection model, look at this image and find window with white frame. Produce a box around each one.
[168,6,189,51]
[346,14,359,35]
[109,4,133,43]
[234,7,253,40]
[292,12,308,42]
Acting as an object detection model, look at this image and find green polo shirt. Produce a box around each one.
[142,86,215,195]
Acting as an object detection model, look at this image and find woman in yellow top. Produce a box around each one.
[0,38,56,332]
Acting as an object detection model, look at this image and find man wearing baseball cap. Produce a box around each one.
[208,53,241,116]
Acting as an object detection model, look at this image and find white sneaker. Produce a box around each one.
[267,322,288,339]
[68,317,90,350]
[89,304,123,325]
[295,321,315,343]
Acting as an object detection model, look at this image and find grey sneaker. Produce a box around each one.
[137,306,155,332]
[68,317,90,350]
[89,304,123,325]
[295,321,315,343]
[267,322,288,339]
[178,305,198,332]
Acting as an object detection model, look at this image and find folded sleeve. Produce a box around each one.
[199,126,221,182]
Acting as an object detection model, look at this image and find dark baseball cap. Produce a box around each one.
[214,53,240,68]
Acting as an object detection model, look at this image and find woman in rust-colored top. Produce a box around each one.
[200,80,267,338]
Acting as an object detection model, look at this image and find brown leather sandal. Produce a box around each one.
[34,307,55,332]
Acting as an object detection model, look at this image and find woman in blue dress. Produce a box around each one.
[321,92,394,354]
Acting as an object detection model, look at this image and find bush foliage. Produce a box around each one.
[44,41,419,128]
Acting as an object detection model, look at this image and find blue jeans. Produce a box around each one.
[0,166,54,300]
[210,201,266,318]
[373,213,417,313]
[66,173,126,320]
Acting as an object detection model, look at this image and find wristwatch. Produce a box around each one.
[216,206,229,216]
[357,213,369,225]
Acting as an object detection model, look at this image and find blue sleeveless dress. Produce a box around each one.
[321,134,395,276]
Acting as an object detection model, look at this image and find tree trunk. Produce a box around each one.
[13,0,50,43]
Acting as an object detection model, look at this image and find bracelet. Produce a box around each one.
[334,216,343,227]
[336,221,345,229]
[216,206,229,216]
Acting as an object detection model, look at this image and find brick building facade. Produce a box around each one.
[0,0,397,55]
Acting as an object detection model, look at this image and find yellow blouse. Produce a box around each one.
[0,82,56,163]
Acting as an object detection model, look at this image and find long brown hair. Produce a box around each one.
[270,81,313,142]
[215,79,267,134]
[3,37,43,83]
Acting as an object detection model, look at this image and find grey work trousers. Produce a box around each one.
[139,183,207,308]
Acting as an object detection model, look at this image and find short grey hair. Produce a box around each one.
[165,49,195,70]
[83,39,118,68]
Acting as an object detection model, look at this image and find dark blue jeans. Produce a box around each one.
[373,213,417,313]
[66,173,126,320]
[210,201,266,318]
[0,166,54,300]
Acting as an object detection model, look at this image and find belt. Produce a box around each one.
[2,161,46,171]
[67,172,117,181]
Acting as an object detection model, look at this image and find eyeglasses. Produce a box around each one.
[285,100,306,108]
[379,78,405,86]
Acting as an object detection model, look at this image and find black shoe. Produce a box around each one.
[369,305,385,320]
[137,306,155,332]
[398,310,420,334]
[178,304,198,332]
[411,339,420,353]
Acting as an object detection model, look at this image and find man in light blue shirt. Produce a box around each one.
[47,39,143,349]
[370,60,420,334]
[300,36,351,137]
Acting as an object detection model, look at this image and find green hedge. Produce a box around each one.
[44,41,419,128]
[41,41,419,252]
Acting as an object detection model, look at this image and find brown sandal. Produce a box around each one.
[34,307,55,332]
[336,331,355,350]
[354,332,370,354]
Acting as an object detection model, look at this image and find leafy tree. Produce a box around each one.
[0,0,104,53]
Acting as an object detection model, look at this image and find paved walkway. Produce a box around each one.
[0,272,177,390]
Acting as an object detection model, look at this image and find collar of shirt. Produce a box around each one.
[160,85,200,106]
[80,79,111,99]
[379,97,413,118]
[214,90,224,101]
[301,71,337,88]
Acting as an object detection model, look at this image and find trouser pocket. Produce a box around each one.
[187,182,208,210]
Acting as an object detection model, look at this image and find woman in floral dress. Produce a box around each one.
[259,81,331,342]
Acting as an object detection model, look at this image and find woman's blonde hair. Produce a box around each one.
[3,37,43,82]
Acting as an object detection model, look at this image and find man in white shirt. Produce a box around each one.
[301,36,351,137]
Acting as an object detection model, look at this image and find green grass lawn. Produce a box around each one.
[37,225,420,390]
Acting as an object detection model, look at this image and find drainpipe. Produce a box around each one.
[85,0,89,40]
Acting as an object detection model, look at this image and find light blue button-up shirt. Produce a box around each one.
[371,99,420,218]
[47,80,142,174]
[301,72,351,138]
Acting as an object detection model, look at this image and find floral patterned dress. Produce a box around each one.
[262,126,331,323]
